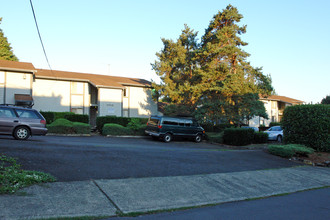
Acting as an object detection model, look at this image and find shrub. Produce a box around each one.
[127,118,141,132]
[96,116,148,131]
[73,122,91,134]
[223,128,255,146]
[40,111,75,124]
[54,112,75,120]
[47,119,90,134]
[268,144,314,158]
[40,111,55,124]
[206,132,224,144]
[269,122,281,127]
[102,123,133,136]
[253,132,269,144]
[47,118,74,134]
[65,114,89,123]
[282,104,330,152]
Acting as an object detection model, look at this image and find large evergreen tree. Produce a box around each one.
[152,5,273,125]
[0,18,18,61]
[151,24,200,109]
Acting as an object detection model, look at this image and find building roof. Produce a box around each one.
[0,60,36,72]
[35,69,151,88]
[261,95,304,104]
[0,60,151,89]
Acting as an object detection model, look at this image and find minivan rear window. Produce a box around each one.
[148,118,159,126]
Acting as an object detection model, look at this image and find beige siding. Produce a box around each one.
[0,72,4,103]
[4,71,32,104]
[128,87,158,118]
[99,88,122,116]
[33,79,71,112]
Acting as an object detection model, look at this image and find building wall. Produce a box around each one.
[98,88,122,117]
[33,79,71,112]
[0,71,32,105]
[0,72,5,103]
[128,86,158,118]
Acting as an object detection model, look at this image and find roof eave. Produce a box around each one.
[0,67,36,74]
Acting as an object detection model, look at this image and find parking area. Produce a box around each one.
[0,135,298,181]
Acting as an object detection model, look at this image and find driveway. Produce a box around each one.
[0,135,298,181]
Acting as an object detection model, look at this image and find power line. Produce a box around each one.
[29,0,52,70]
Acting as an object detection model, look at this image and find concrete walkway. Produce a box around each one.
[0,166,329,220]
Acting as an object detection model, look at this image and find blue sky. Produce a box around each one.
[1,0,329,103]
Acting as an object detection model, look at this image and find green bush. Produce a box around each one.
[47,119,90,134]
[40,111,55,124]
[253,132,269,144]
[96,116,148,131]
[127,118,141,132]
[200,123,233,132]
[269,122,281,127]
[73,122,91,134]
[282,104,330,152]
[47,119,74,134]
[136,124,147,136]
[65,114,89,123]
[268,144,314,158]
[223,128,255,146]
[54,112,75,120]
[40,111,75,124]
[102,123,133,136]
[206,132,224,144]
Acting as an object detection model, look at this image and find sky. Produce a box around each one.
[0,0,329,103]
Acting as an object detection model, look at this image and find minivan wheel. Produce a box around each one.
[14,126,30,140]
[277,135,282,143]
[163,133,172,143]
[195,134,202,143]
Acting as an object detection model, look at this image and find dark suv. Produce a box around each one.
[0,105,48,140]
[145,115,205,143]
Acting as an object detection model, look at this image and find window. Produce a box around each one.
[163,120,178,126]
[0,108,16,118]
[71,108,83,114]
[71,82,84,94]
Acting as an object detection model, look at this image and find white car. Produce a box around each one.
[264,126,283,142]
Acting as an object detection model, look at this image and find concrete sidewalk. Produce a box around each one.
[0,166,329,220]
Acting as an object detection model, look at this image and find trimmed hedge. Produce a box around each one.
[65,114,89,124]
[201,123,233,132]
[282,104,330,152]
[47,119,90,134]
[47,119,74,134]
[40,111,55,124]
[40,111,89,124]
[102,123,133,136]
[223,128,255,146]
[268,144,314,158]
[253,132,268,144]
[206,132,224,144]
[96,116,148,131]
[73,122,91,134]
[269,122,281,127]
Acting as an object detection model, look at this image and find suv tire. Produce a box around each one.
[194,134,202,143]
[14,126,30,140]
[163,133,172,143]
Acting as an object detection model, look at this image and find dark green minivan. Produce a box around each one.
[145,115,205,143]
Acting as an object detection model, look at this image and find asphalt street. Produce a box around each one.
[0,135,298,181]
[109,187,330,220]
